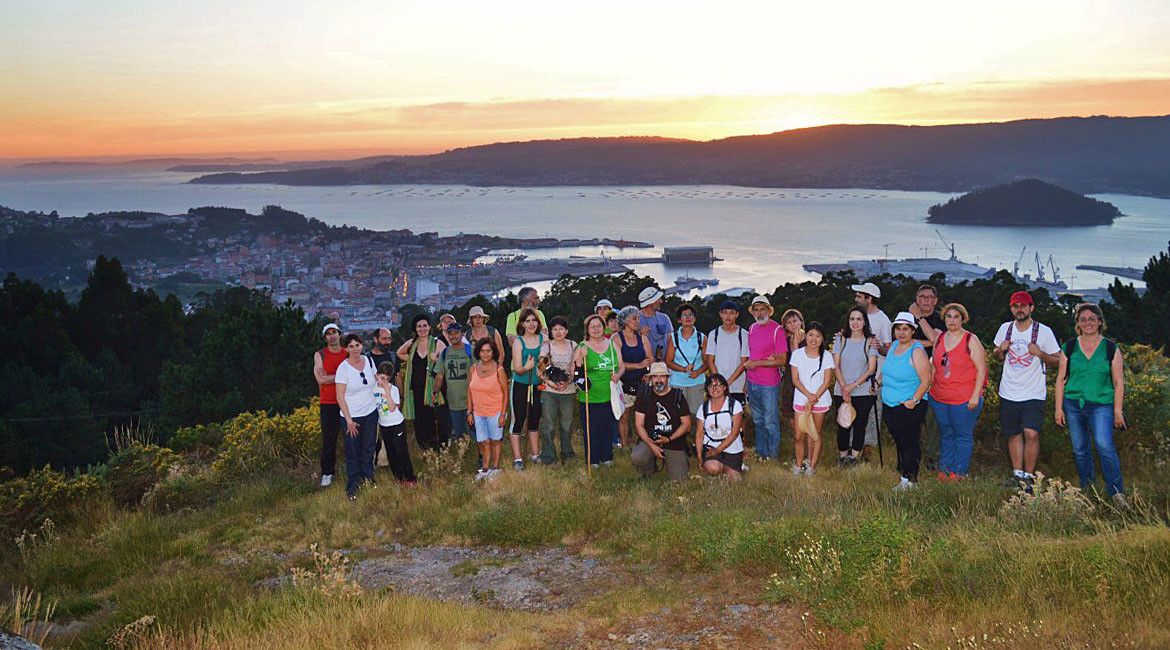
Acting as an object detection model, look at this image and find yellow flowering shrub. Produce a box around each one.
[0,465,102,539]
[210,401,320,480]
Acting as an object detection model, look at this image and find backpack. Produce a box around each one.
[701,398,737,445]
[1061,337,1118,383]
[672,329,706,367]
[712,326,744,349]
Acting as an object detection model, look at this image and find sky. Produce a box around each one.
[1,0,1169,160]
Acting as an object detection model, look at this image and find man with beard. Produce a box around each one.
[992,291,1061,490]
[744,295,788,462]
[630,363,693,481]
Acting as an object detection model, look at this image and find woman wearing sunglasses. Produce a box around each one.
[335,333,380,500]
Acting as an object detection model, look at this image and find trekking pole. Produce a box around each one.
[583,351,592,479]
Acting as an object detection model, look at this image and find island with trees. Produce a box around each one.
[926,178,1122,226]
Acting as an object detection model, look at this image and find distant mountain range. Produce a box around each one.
[185,116,1170,197]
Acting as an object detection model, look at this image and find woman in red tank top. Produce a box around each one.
[929,303,987,480]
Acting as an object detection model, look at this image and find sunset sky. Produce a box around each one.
[2,0,1169,159]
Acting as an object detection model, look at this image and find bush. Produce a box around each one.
[210,403,319,480]
[0,465,103,540]
[169,423,225,454]
[106,444,179,509]
[142,472,220,514]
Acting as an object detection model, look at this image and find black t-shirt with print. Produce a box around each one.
[634,388,690,451]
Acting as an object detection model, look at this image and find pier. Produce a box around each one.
[1075,265,1145,281]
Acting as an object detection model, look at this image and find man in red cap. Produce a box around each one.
[992,291,1062,490]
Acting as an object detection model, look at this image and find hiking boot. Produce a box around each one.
[320,474,333,487]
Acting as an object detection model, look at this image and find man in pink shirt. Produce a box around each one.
[745,295,789,461]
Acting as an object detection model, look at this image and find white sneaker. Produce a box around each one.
[320,474,333,487]
[741,462,750,472]
[892,477,915,492]
[791,463,804,476]
[804,466,816,477]
[1112,492,1130,509]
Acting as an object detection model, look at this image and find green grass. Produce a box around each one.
[4,425,1170,649]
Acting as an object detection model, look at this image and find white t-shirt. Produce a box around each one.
[373,382,405,427]
[993,320,1060,401]
[706,326,751,393]
[867,309,893,344]
[334,356,378,418]
[696,397,744,454]
[790,348,836,408]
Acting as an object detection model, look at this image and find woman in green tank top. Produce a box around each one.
[573,314,624,466]
[1054,303,1127,506]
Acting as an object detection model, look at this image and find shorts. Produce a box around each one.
[474,414,505,442]
[794,404,830,414]
[1000,398,1045,437]
[702,445,744,471]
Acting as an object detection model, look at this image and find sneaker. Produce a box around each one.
[602,460,614,467]
[513,459,525,471]
[474,468,489,481]
[1112,492,1130,509]
[837,457,847,468]
[949,472,962,481]
[804,466,816,477]
[791,463,804,476]
[488,468,503,478]
[320,474,333,487]
[613,442,623,449]
[758,455,771,462]
[1002,475,1023,488]
[529,454,541,464]
[892,477,915,492]
[741,462,750,473]
[937,470,949,482]
[347,493,357,501]
[1022,475,1035,495]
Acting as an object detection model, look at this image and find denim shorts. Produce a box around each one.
[474,413,505,442]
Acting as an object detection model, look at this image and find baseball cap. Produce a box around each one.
[446,322,464,332]
[1009,291,1034,306]
[595,298,614,310]
[322,323,340,335]
[648,361,670,376]
[851,282,882,299]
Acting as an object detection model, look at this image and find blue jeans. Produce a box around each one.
[1064,399,1124,495]
[343,410,378,496]
[747,381,781,458]
[448,409,469,439]
[931,397,982,476]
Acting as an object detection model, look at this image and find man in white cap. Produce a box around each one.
[852,282,892,452]
[631,362,693,481]
[638,286,673,361]
[745,295,788,461]
[312,322,346,487]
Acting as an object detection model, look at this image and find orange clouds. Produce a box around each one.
[2,78,1168,160]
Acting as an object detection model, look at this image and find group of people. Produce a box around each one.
[312,283,1130,507]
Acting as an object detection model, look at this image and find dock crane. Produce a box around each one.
[934,229,957,261]
[1047,254,1061,284]
[1012,247,1027,277]
[880,242,895,259]
[1035,252,1047,283]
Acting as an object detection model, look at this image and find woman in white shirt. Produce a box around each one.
[335,333,379,500]
[695,373,745,479]
[789,322,835,477]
